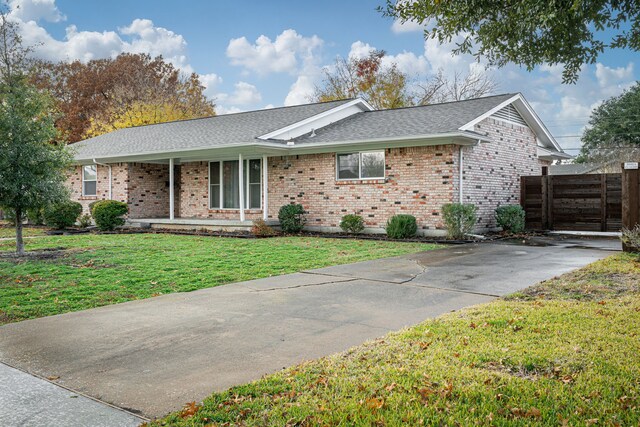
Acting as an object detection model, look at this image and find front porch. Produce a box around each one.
[127,217,279,233]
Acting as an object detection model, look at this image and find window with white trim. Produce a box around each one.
[82,165,97,196]
[209,159,262,209]
[336,151,385,180]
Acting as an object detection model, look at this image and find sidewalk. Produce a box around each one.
[0,362,143,427]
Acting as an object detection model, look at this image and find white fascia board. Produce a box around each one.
[257,99,374,141]
[459,93,564,153]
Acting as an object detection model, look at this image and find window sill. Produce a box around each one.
[79,196,98,200]
[335,179,386,185]
[208,209,263,213]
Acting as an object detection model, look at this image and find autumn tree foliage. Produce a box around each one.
[313,50,496,109]
[31,53,216,142]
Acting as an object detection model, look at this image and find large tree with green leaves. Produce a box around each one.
[577,81,640,164]
[0,12,71,255]
[381,1,640,83]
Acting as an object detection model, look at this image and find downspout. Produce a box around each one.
[93,159,112,200]
[458,146,464,203]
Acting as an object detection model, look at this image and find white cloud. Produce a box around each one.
[284,74,317,106]
[216,105,244,115]
[348,41,375,60]
[226,29,323,76]
[9,0,65,23]
[119,18,188,69]
[199,73,223,99]
[390,19,423,34]
[217,81,262,105]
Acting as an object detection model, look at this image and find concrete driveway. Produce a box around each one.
[0,236,617,419]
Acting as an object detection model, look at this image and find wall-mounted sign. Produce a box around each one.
[624,162,639,170]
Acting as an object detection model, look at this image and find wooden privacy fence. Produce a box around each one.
[521,172,622,231]
[622,166,640,231]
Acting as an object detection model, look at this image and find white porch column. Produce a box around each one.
[238,153,245,222]
[169,158,175,220]
[262,155,268,221]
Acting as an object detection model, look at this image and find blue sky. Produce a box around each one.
[7,0,638,153]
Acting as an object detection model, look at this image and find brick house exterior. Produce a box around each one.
[68,94,568,235]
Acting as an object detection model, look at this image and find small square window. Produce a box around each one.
[336,151,385,180]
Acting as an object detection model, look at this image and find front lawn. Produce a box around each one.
[152,253,640,426]
[0,233,434,325]
[0,224,49,239]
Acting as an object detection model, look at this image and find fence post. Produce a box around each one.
[621,164,640,252]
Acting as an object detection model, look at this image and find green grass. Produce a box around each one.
[151,253,640,426]
[0,233,434,325]
[0,225,49,239]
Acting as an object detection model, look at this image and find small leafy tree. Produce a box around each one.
[0,79,70,253]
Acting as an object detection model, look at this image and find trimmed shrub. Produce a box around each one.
[442,203,477,239]
[340,214,365,234]
[26,208,45,225]
[495,204,526,234]
[78,213,92,228]
[385,214,418,239]
[88,200,99,216]
[252,219,278,237]
[92,200,128,231]
[278,204,306,234]
[43,201,83,229]
[621,225,640,252]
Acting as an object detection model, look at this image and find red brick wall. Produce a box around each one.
[69,162,170,218]
[68,163,129,214]
[268,146,456,233]
[127,163,170,218]
[462,117,550,230]
[178,162,263,220]
[176,147,456,233]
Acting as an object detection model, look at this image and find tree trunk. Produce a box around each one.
[15,207,24,256]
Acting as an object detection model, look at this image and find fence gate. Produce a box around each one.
[521,172,622,231]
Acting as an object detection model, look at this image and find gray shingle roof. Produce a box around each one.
[70,99,353,160]
[70,94,518,161]
[293,94,515,145]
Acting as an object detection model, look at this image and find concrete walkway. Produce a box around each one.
[0,236,617,421]
[0,362,143,427]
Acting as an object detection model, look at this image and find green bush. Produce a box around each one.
[43,201,83,229]
[88,201,99,216]
[92,200,128,231]
[340,214,365,234]
[385,214,418,239]
[78,213,92,228]
[442,203,477,239]
[26,207,45,225]
[278,204,306,234]
[495,204,526,234]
